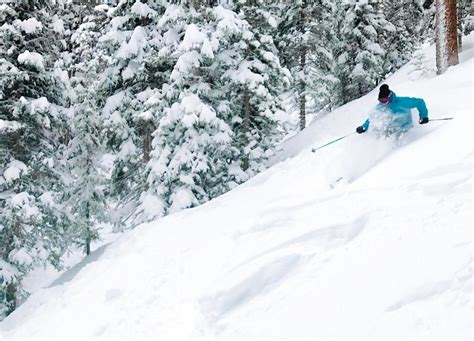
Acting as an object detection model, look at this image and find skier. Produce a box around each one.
[356,84,429,137]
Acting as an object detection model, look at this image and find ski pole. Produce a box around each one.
[311,132,355,153]
[429,117,454,121]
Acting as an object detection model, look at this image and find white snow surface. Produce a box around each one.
[1,37,472,338]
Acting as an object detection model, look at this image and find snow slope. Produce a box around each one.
[1,37,472,338]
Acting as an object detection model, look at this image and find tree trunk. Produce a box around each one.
[457,1,462,51]
[299,4,307,130]
[85,201,91,255]
[457,0,472,51]
[143,122,153,164]
[1,219,18,317]
[435,0,448,74]
[435,0,459,75]
[85,160,91,256]
[299,43,307,130]
[299,79,306,131]
[458,30,462,51]
[445,0,459,66]
[5,282,17,316]
[242,89,251,171]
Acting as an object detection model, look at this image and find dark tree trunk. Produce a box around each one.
[143,122,153,164]
[2,221,19,317]
[299,78,306,131]
[85,161,91,256]
[85,201,91,255]
[242,89,251,171]
[5,282,17,315]
[445,0,459,66]
[457,2,462,50]
[299,3,307,130]
[435,0,459,74]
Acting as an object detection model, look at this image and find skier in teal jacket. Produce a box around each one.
[356,84,429,136]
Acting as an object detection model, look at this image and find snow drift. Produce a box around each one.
[0,36,472,338]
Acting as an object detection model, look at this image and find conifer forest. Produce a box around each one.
[0,0,472,320]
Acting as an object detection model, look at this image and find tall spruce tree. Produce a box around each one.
[138,3,236,220]
[139,2,289,221]
[219,4,289,175]
[66,94,106,255]
[334,0,392,103]
[277,0,339,129]
[65,5,111,254]
[0,0,72,318]
[97,0,165,229]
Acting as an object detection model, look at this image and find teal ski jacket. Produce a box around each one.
[361,92,429,133]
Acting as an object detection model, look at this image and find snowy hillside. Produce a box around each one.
[1,37,472,338]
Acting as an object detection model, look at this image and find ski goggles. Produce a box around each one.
[378,96,390,104]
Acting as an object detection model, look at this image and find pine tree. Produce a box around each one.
[138,3,236,220]
[383,0,426,75]
[277,0,339,129]
[0,0,72,318]
[334,0,392,103]
[64,4,111,254]
[232,0,280,36]
[218,4,289,175]
[137,2,290,222]
[97,0,165,229]
[66,95,107,255]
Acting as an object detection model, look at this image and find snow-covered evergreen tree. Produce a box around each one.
[217,6,289,175]
[63,4,111,254]
[139,2,288,221]
[139,4,235,220]
[66,95,107,255]
[334,0,393,103]
[0,0,72,318]
[382,0,428,75]
[232,0,280,35]
[277,0,339,129]
[97,0,165,229]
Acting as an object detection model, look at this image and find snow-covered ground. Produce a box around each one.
[1,36,472,338]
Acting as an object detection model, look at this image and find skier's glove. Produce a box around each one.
[356,126,366,134]
[419,117,429,124]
